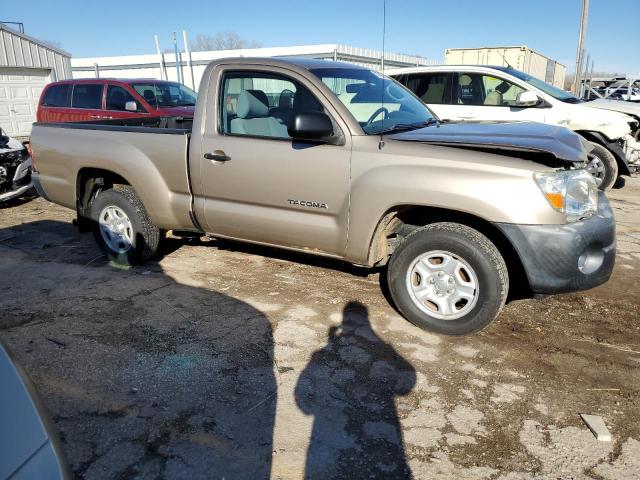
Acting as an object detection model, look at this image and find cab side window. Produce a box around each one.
[481,75,526,106]
[71,84,103,109]
[220,71,324,140]
[455,73,484,105]
[454,73,526,107]
[395,73,451,104]
[106,85,146,112]
[41,84,71,107]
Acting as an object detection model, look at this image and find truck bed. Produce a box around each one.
[31,117,195,231]
[33,116,193,135]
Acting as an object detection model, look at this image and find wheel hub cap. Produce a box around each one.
[98,205,133,253]
[406,250,479,320]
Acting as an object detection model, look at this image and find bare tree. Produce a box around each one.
[191,34,216,52]
[190,31,261,52]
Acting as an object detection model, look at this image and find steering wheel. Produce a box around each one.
[366,107,390,125]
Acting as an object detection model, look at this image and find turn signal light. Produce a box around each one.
[544,192,564,210]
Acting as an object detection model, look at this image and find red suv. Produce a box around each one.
[37,79,197,123]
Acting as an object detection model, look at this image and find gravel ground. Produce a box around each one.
[1,178,639,480]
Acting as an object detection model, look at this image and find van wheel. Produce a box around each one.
[387,222,508,335]
[89,186,160,266]
[586,142,618,191]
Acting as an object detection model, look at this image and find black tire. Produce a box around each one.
[387,222,508,336]
[89,186,161,266]
[588,142,618,191]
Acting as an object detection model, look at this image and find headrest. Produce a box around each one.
[293,88,322,112]
[237,89,270,119]
[279,90,294,109]
[459,75,472,86]
[495,81,512,94]
[143,89,156,100]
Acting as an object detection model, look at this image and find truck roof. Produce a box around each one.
[209,56,368,71]
[45,78,184,85]
[386,65,516,75]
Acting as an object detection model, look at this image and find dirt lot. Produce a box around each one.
[1,179,639,480]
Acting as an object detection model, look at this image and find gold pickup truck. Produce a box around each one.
[30,57,615,335]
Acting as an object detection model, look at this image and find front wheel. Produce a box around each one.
[585,142,618,191]
[387,222,508,335]
[89,186,161,266]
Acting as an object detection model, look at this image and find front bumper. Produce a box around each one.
[0,157,33,202]
[0,182,33,202]
[495,192,615,294]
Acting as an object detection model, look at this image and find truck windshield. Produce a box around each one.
[311,68,437,134]
[503,68,582,104]
[130,82,197,108]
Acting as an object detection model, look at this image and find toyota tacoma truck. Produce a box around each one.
[30,58,615,335]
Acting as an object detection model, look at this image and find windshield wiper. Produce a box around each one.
[380,118,440,134]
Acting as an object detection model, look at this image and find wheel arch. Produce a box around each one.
[367,205,532,299]
[76,167,131,232]
[575,130,630,176]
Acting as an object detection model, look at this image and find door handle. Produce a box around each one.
[204,152,231,162]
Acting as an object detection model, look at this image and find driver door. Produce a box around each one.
[192,67,352,257]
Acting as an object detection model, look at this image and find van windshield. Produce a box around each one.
[311,68,436,134]
[130,82,197,108]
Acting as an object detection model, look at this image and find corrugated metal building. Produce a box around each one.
[72,44,436,91]
[0,24,72,136]
[444,46,566,88]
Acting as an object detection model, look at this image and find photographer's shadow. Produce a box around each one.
[295,302,416,479]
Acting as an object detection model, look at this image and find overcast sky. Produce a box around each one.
[4,0,638,75]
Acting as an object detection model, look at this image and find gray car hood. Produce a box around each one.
[389,121,591,164]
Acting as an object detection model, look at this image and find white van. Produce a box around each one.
[388,65,640,190]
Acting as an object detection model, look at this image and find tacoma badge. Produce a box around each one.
[288,199,328,209]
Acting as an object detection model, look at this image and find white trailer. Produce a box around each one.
[444,46,566,89]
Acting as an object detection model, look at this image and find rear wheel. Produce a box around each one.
[586,142,618,191]
[89,186,160,266]
[387,222,508,335]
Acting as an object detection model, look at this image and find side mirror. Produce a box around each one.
[125,101,138,112]
[515,90,541,107]
[288,112,333,141]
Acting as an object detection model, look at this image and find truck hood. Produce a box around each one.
[564,103,635,140]
[389,121,591,164]
[583,99,640,119]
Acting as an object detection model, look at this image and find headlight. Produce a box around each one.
[533,170,598,222]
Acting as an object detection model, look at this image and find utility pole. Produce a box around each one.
[155,35,167,80]
[573,0,589,94]
[173,32,182,84]
[182,30,196,90]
